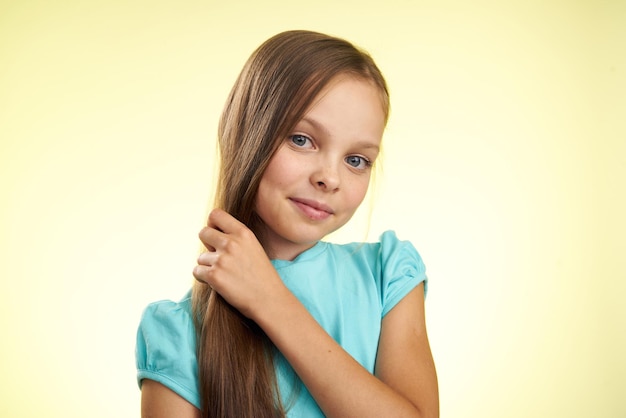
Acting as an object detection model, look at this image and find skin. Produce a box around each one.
[254,75,385,260]
[141,76,439,418]
[141,379,200,418]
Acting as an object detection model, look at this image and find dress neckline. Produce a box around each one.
[271,240,328,269]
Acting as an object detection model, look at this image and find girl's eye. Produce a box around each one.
[345,155,371,169]
[290,134,312,148]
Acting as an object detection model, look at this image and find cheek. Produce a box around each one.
[262,149,298,187]
[345,177,371,208]
[258,167,283,193]
[256,154,299,211]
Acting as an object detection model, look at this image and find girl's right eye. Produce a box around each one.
[289,134,313,148]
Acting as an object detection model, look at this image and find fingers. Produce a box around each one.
[197,209,236,251]
[198,225,222,252]
[194,210,237,287]
[201,208,255,252]
[194,208,257,290]
[207,208,245,235]
[193,250,222,285]
[192,264,210,285]
[197,250,217,267]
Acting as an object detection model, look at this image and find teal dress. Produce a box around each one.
[136,230,427,417]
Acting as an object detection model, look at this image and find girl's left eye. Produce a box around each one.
[290,134,312,148]
[345,155,371,169]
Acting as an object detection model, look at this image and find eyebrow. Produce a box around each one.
[299,116,381,152]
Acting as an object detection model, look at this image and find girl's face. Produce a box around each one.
[255,75,386,260]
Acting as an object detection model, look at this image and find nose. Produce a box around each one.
[311,161,340,192]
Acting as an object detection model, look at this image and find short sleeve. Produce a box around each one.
[135,293,200,409]
[379,230,428,317]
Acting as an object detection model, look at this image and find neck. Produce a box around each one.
[254,224,317,261]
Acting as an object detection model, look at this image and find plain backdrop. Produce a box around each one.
[1,1,624,417]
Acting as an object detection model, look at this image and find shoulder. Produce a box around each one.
[378,231,426,283]
[137,292,196,350]
[329,231,426,280]
[346,230,428,316]
[135,291,200,409]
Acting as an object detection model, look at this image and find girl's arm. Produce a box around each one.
[375,285,439,416]
[141,379,201,418]
[194,209,439,418]
[255,283,438,418]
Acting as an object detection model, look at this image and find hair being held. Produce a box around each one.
[191,30,389,418]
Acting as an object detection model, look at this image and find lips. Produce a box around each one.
[289,198,334,221]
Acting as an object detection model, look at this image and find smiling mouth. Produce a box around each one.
[289,198,333,221]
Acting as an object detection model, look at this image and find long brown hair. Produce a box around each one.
[191,30,389,418]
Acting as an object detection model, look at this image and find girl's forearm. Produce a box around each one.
[253,289,423,418]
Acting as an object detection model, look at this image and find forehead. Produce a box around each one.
[311,74,388,117]
[299,75,386,145]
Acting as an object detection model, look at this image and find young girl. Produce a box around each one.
[136,30,439,418]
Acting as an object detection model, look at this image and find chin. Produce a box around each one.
[275,224,333,247]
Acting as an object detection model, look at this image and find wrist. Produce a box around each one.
[251,283,300,332]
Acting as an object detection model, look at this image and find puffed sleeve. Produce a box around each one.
[135,293,200,409]
[379,230,428,317]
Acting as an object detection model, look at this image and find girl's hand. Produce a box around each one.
[192,208,287,320]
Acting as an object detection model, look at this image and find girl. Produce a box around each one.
[136,30,439,418]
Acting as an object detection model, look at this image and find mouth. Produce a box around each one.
[289,198,334,221]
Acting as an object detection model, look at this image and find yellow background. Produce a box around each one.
[1,1,624,417]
